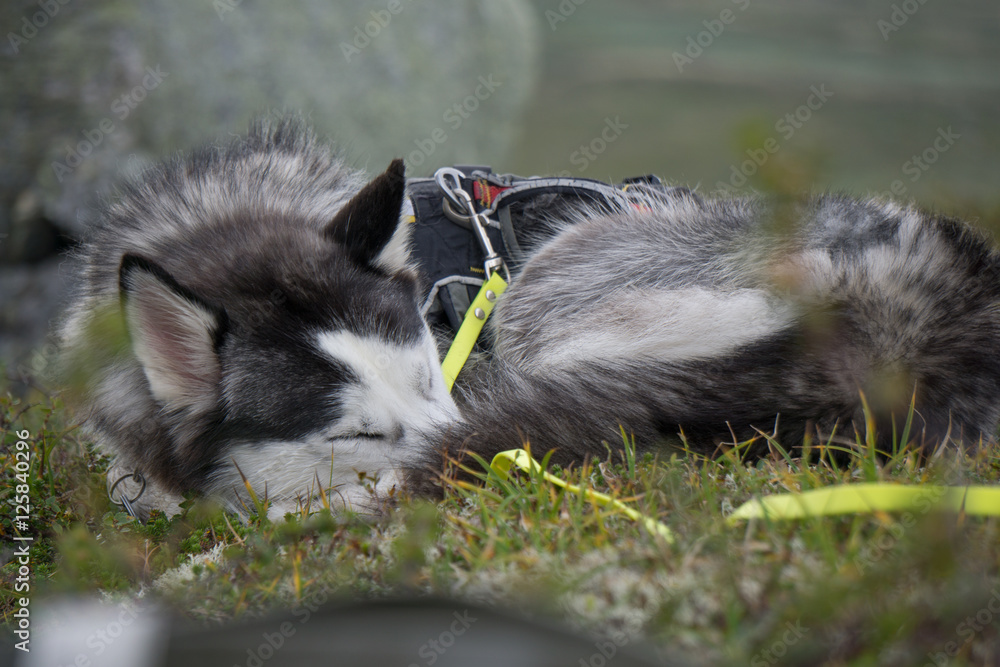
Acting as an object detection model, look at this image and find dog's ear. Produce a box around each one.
[119,255,226,415]
[325,158,411,273]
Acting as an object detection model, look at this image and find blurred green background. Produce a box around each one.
[509,0,998,208]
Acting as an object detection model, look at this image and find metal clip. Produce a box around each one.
[435,167,509,280]
[435,167,469,216]
[108,470,146,519]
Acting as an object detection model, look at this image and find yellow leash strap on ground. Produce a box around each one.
[727,483,1000,523]
[490,449,676,542]
[441,272,508,392]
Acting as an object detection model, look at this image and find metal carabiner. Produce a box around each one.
[434,167,509,281]
[434,168,470,215]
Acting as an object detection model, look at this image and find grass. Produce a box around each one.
[2,380,1000,665]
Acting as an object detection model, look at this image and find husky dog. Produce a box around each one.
[61,118,1000,516]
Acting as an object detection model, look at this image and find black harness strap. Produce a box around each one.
[407,167,690,336]
[408,175,507,332]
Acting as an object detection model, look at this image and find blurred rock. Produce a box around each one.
[0,255,69,385]
[0,0,540,376]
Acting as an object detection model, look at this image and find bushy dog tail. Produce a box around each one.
[407,195,1000,493]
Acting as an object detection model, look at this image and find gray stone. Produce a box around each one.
[0,0,540,376]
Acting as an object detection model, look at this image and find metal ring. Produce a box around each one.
[108,471,146,507]
[441,197,501,230]
[441,196,474,229]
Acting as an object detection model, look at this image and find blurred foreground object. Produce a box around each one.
[12,597,669,667]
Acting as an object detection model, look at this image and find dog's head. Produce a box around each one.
[116,159,457,515]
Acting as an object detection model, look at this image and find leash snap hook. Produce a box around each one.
[434,167,509,281]
[435,167,468,214]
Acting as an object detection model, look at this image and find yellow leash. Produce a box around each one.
[490,449,676,542]
[486,448,1000,542]
[440,271,508,392]
[727,483,1000,523]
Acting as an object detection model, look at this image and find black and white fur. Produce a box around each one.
[60,119,458,516]
[60,118,1000,515]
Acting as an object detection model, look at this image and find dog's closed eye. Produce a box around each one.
[330,432,385,441]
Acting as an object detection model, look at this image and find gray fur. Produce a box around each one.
[406,189,1000,492]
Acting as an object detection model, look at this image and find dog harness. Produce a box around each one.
[410,166,686,390]
[408,167,679,332]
